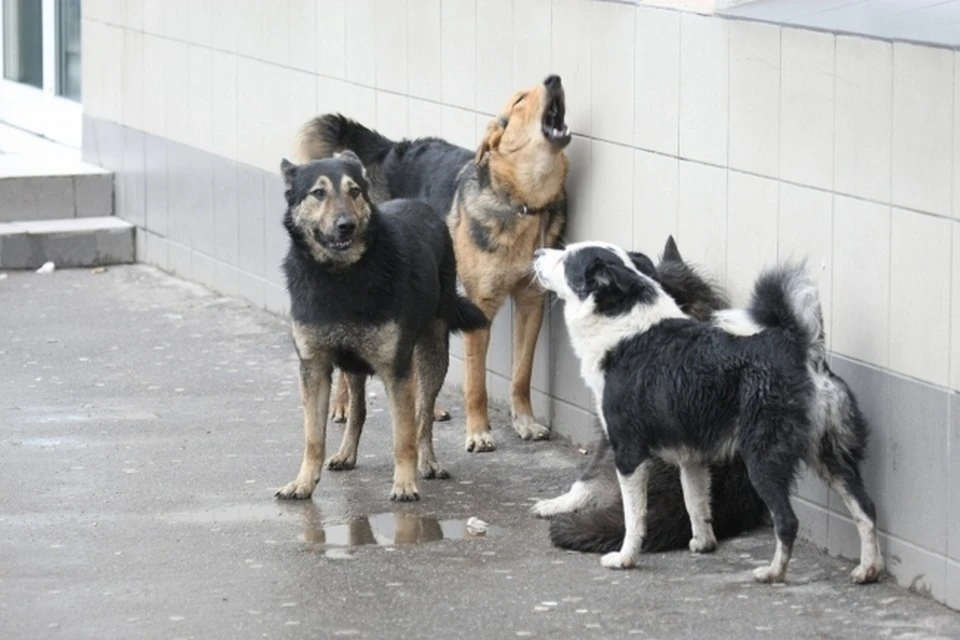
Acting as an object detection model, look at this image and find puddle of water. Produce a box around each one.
[159,504,505,547]
[301,512,505,547]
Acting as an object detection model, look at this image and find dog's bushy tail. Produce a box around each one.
[449,296,488,333]
[292,113,395,165]
[747,263,825,363]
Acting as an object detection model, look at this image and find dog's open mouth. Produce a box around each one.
[542,94,571,147]
[315,229,354,252]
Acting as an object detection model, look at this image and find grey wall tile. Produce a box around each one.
[882,533,947,605]
[792,499,829,550]
[948,561,960,610]
[549,305,591,410]
[550,396,600,449]
[190,250,219,291]
[74,174,114,218]
[212,157,239,266]
[238,271,266,309]
[262,172,287,287]
[167,240,193,279]
[237,164,266,277]
[165,141,193,247]
[187,151,216,257]
[119,128,145,226]
[833,356,949,555]
[950,394,960,561]
[486,299,512,380]
[101,119,125,174]
[143,231,169,271]
[216,261,241,298]
[144,135,169,237]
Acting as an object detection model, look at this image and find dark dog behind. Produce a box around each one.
[274,151,486,503]
[532,237,768,553]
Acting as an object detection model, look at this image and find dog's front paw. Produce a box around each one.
[419,459,450,480]
[531,497,567,519]
[465,430,496,453]
[512,415,550,441]
[600,551,636,570]
[325,452,356,471]
[389,480,421,502]
[850,562,882,584]
[688,535,717,554]
[275,476,318,500]
[752,565,786,583]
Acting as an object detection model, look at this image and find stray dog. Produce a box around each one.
[274,152,486,502]
[532,237,768,554]
[293,75,570,452]
[533,241,883,584]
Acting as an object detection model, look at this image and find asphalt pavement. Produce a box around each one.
[2,265,959,639]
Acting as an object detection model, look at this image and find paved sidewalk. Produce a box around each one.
[1,265,958,640]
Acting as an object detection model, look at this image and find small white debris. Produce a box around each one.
[466,517,488,536]
[36,262,56,274]
[281,602,296,608]
[540,601,558,607]
[169,616,184,622]
[91,267,107,274]
[0,273,7,280]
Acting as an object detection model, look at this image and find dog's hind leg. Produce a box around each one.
[326,373,367,471]
[276,340,334,500]
[330,370,349,423]
[414,321,451,479]
[745,459,798,583]
[679,461,717,553]
[509,285,550,441]
[827,471,883,584]
[601,460,651,570]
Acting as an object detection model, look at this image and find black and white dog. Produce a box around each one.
[533,241,883,584]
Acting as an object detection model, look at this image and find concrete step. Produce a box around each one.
[0,217,135,270]
[0,154,113,222]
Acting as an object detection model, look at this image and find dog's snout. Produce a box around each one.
[544,75,561,89]
[335,216,357,235]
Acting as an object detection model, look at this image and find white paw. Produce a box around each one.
[512,415,550,441]
[531,498,564,519]
[752,565,786,583]
[850,562,882,584]
[600,551,636,570]
[688,535,717,554]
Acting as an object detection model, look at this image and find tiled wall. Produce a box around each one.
[80,0,959,609]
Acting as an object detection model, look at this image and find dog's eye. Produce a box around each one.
[513,93,526,107]
[348,186,361,199]
[311,188,326,199]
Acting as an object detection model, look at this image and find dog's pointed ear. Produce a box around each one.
[627,251,657,279]
[280,158,298,188]
[662,235,682,263]
[476,116,507,164]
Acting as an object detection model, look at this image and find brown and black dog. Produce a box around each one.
[293,75,571,454]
